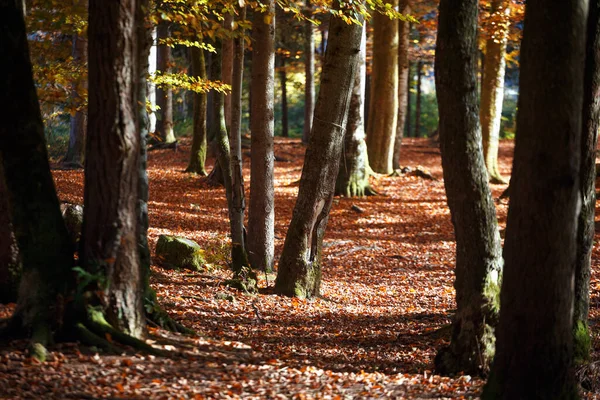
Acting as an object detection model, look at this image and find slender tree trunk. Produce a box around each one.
[279,56,289,137]
[84,0,145,339]
[0,161,21,304]
[303,0,315,144]
[483,1,587,397]
[434,0,503,376]
[148,27,157,134]
[405,61,412,137]
[335,27,375,197]
[393,1,411,169]
[480,0,509,184]
[573,0,600,364]
[222,14,234,130]
[249,1,275,272]
[414,60,423,138]
[156,19,176,144]
[274,9,363,298]
[186,45,208,175]
[366,2,399,174]
[0,0,74,357]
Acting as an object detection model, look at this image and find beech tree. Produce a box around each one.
[303,0,315,144]
[0,162,20,304]
[393,0,410,170]
[483,0,588,396]
[275,8,363,298]
[186,45,208,175]
[155,14,176,144]
[434,0,503,375]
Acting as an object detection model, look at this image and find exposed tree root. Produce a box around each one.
[184,165,207,176]
[144,291,195,335]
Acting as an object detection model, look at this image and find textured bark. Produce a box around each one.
[84,0,145,339]
[393,1,411,170]
[249,2,276,272]
[414,61,423,138]
[434,0,503,376]
[279,56,289,137]
[186,46,208,175]
[155,19,176,144]
[0,0,73,340]
[483,1,587,397]
[366,2,399,174]
[303,0,315,144]
[275,10,363,298]
[573,0,600,363]
[335,27,375,197]
[480,0,509,184]
[0,161,21,304]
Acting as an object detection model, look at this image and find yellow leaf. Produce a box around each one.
[263,13,273,25]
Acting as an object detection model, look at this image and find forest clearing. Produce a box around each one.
[0,138,598,399]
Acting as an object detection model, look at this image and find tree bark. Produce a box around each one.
[0,161,21,304]
[573,0,600,363]
[414,60,423,138]
[186,45,208,175]
[483,0,587,397]
[249,1,276,272]
[279,56,289,138]
[222,14,234,130]
[155,19,176,144]
[480,0,509,184]
[84,0,145,339]
[405,60,412,137]
[335,26,375,197]
[303,0,315,144]
[274,9,363,298]
[148,27,157,134]
[366,2,399,174]
[393,1,411,170]
[434,0,503,376]
[0,0,74,352]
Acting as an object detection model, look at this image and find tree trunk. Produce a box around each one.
[0,161,21,304]
[222,14,234,131]
[405,60,412,137]
[414,60,423,138]
[155,19,176,144]
[480,0,509,184]
[148,27,157,134]
[63,14,88,168]
[279,56,289,137]
[303,0,315,144]
[573,0,600,364]
[393,1,411,170]
[84,0,145,339]
[366,2,399,174]
[335,26,375,197]
[434,0,503,376]
[483,0,587,397]
[0,0,74,356]
[248,1,276,272]
[274,9,363,298]
[186,45,208,175]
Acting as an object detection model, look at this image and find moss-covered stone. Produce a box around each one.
[155,235,206,271]
[60,203,83,244]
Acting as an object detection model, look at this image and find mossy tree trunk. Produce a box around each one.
[434,0,503,376]
[303,0,315,144]
[0,0,74,355]
[274,7,363,298]
[480,0,509,184]
[573,0,599,364]
[155,15,176,144]
[482,0,587,397]
[186,45,208,175]
[83,0,145,339]
[248,1,276,272]
[393,0,411,170]
[335,26,375,197]
[366,1,398,174]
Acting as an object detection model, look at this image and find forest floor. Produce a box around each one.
[1,137,599,399]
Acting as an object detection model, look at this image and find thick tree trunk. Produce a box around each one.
[274,9,363,298]
[186,46,208,175]
[0,162,21,304]
[414,60,423,138]
[303,0,315,144]
[0,0,74,355]
[393,1,411,170]
[483,1,587,397]
[279,56,289,138]
[366,2,399,174]
[335,27,375,197]
[573,0,600,364]
[63,15,88,168]
[248,1,276,272]
[84,0,145,339]
[156,20,176,144]
[434,0,503,376]
[480,0,509,184]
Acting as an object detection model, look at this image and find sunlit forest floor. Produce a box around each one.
[1,138,598,399]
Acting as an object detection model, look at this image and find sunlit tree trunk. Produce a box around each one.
[222,14,234,130]
[573,0,599,364]
[249,1,275,272]
[156,18,175,144]
[186,45,208,175]
[483,0,587,397]
[148,27,157,134]
[275,8,363,298]
[393,1,411,169]
[366,1,398,174]
[480,0,509,184]
[434,0,503,376]
[303,0,315,144]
